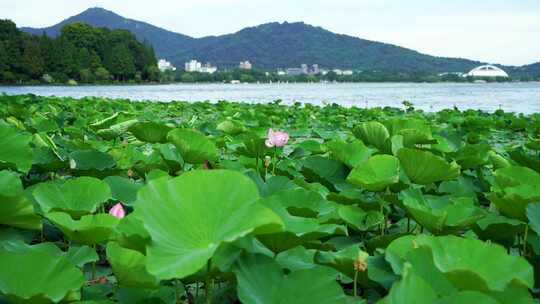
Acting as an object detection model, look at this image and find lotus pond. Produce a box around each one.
[2,94,540,303]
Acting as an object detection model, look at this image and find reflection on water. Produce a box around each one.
[2,82,540,114]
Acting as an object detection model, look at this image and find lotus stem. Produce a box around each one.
[406,217,410,233]
[272,147,277,175]
[353,270,359,297]
[523,224,529,256]
[205,260,213,304]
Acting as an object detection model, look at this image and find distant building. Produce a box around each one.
[239,61,252,70]
[158,59,176,72]
[185,60,202,72]
[466,65,509,78]
[311,64,320,74]
[184,60,217,74]
[301,64,309,74]
[332,69,353,76]
[286,68,305,76]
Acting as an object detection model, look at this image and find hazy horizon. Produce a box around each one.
[2,0,539,66]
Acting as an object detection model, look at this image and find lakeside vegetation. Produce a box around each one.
[0,20,158,84]
[1,94,540,303]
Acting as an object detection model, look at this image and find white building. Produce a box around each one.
[184,60,217,74]
[239,61,252,70]
[157,59,176,72]
[466,65,509,78]
[185,60,202,72]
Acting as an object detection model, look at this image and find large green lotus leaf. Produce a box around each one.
[378,265,438,304]
[69,149,116,171]
[435,291,499,304]
[106,242,159,288]
[326,139,374,168]
[166,128,218,164]
[451,143,491,169]
[0,170,41,230]
[399,189,484,234]
[233,254,348,304]
[353,121,389,151]
[216,119,245,135]
[46,212,120,245]
[32,177,111,217]
[128,121,173,143]
[103,176,143,206]
[275,246,318,272]
[397,148,460,185]
[301,156,349,190]
[509,149,540,174]
[492,166,540,189]
[0,242,84,303]
[136,170,283,280]
[338,205,384,231]
[385,235,534,292]
[0,124,33,172]
[488,185,540,221]
[116,213,151,253]
[65,245,99,268]
[474,213,526,247]
[246,171,296,198]
[384,118,434,147]
[347,155,399,191]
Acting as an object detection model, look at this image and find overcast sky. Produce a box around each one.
[2,0,539,66]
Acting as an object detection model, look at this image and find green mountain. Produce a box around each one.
[20,7,538,75]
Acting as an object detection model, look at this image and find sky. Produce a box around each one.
[2,0,539,66]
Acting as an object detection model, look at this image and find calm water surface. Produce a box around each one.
[2,82,540,113]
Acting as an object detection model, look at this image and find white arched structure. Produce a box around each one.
[467,65,509,78]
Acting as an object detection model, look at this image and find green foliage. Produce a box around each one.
[0,20,156,83]
[0,94,540,303]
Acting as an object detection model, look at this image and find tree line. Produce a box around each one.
[159,69,517,84]
[0,20,159,84]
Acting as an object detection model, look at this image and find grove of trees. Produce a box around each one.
[0,20,159,84]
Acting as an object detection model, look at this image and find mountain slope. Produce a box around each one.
[21,7,194,60]
[20,7,533,74]
[172,22,482,72]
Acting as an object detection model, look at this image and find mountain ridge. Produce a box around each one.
[19,7,538,74]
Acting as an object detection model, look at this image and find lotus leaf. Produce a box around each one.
[0,124,33,172]
[0,170,41,230]
[136,170,283,280]
[353,121,389,151]
[129,121,173,143]
[233,254,348,304]
[397,148,460,185]
[167,128,219,164]
[46,212,120,245]
[106,242,159,288]
[347,155,399,191]
[33,176,112,217]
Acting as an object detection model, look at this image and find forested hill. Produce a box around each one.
[1,20,158,83]
[21,7,484,73]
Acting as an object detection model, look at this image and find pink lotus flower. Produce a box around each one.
[108,203,125,219]
[265,128,289,148]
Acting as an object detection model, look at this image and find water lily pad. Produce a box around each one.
[136,170,283,280]
[347,155,399,191]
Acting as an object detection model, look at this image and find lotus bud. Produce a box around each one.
[264,156,271,168]
[109,203,125,219]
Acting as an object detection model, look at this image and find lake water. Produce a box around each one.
[2,82,540,114]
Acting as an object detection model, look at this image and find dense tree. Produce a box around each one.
[0,20,157,83]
